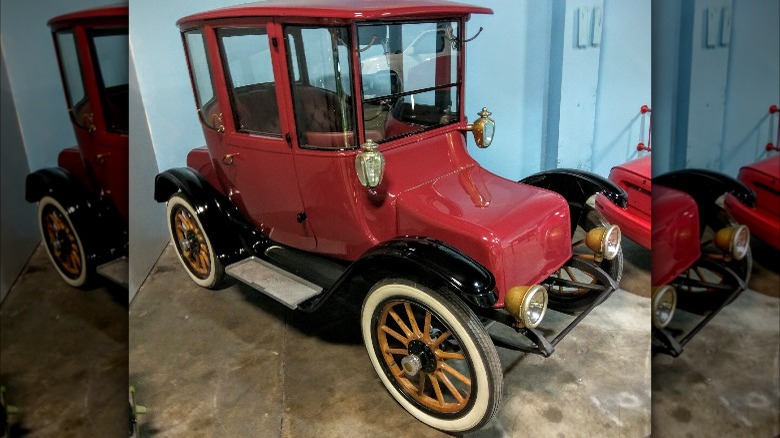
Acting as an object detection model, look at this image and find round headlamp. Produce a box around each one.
[652,285,677,329]
[585,224,622,260]
[714,225,750,260]
[505,285,548,329]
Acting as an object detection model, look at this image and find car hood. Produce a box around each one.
[394,163,571,305]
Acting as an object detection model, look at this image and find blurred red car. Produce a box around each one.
[725,154,780,250]
[25,4,128,287]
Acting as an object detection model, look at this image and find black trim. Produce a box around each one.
[520,169,628,235]
[300,236,498,312]
[154,167,258,266]
[26,167,127,264]
[654,169,757,236]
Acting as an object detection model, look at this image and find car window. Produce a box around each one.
[183,30,220,131]
[285,26,356,150]
[54,30,88,127]
[218,27,281,136]
[90,29,128,133]
[358,21,460,143]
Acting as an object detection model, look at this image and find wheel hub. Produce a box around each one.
[180,231,200,254]
[404,339,437,375]
[53,229,71,255]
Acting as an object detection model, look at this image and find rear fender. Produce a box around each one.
[521,169,628,235]
[154,167,252,265]
[26,167,125,261]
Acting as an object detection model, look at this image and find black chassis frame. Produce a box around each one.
[155,166,622,357]
[25,167,128,267]
[651,168,756,356]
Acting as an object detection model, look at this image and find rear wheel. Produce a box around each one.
[38,195,90,287]
[361,280,502,433]
[546,205,624,313]
[166,194,224,288]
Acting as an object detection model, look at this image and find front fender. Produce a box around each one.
[520,169,628,234]
[303,236,497,312]
[653,169,756,209]
[155,167,252,265]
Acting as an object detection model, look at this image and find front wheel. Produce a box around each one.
[38,195,90,287]
[361,280,502,433]
[546,204,624,313]
[166,194,224,288]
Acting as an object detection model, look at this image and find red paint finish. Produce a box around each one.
[652,185,700,286]
[57,147,93,192]
[178,0,492,26]
[725,155,780,249]
[596,155,652,248]
[49,6,128,221]
[178,3,574,307]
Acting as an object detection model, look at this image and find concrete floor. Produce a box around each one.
[652,239,780,437]
[0,245,128,437]
[129,242,651,437]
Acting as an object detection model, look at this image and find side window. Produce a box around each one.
[183,30,220,131]
[217,27,280,136]
[90,29,129,133]
[285,26,356,150]
[54,31,88,127]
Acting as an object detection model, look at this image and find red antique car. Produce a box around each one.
[24,5,128,288]
[725,154,780,250]
[650,179,753,356]
[154,0,626,431]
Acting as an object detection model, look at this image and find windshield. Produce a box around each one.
[358,20,460,143]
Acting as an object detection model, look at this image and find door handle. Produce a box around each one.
[95,152,110,164]
[222,153,238,165]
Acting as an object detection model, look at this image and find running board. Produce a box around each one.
[225,256,323,309]
[96,256,128,289]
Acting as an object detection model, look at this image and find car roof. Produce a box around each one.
[48,3,128,29]
[177,0,492,27]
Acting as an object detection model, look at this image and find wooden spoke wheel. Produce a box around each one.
[166,194,223,288]
[546,205,624,313]
[361,280,501,433]
[38,196,89,287]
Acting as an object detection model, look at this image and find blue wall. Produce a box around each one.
[653,0,780,175]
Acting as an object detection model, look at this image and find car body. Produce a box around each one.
[155,0,626,432]
[648,170,755,356]
[24,4,129,287]
[725,154,780,250]
[596,155,652,249]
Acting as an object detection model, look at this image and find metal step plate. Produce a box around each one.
[96,256,128,289]
[225,256,323,309]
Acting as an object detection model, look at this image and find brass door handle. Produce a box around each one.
[95,152,110,164]
[212,113,225,133]
[82,113,96,133]
[222,153,238,165]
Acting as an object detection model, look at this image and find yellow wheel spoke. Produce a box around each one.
[404,303,421,338]
[441,362,472,387]
[380,325,409,345]
[383,347,408,356]
[417,372,427,397]
[429,373,445,407]
[430,330,451,348]
[388,309,413,338]
[422,311,432,343]
[436,370,465,403]
[435,350,466,361]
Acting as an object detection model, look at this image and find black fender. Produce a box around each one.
[155,167,256,266]
[302,236,497,311]
[520,169,628,235]
[654,168,757,235]
[25,167,126,262]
